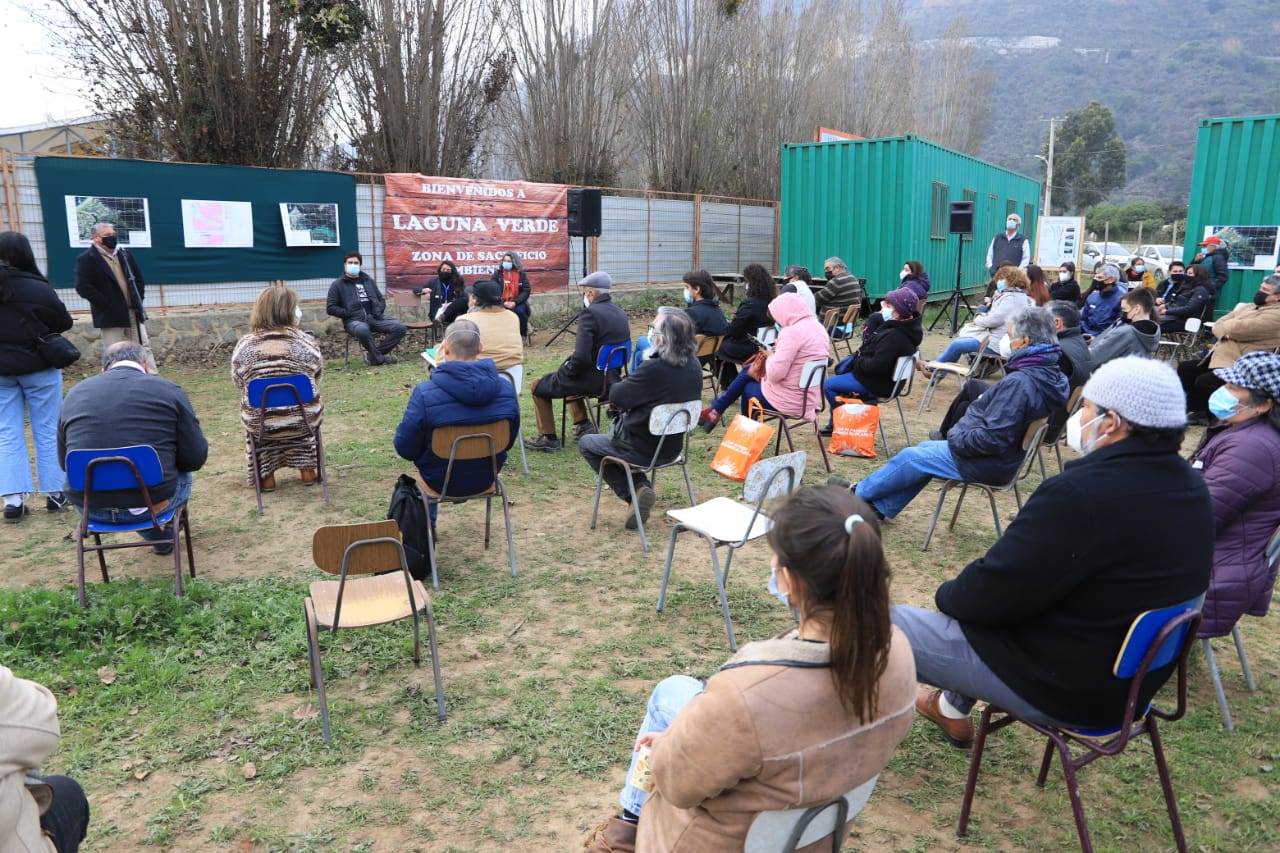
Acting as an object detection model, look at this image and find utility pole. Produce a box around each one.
[1039,116,1063,215]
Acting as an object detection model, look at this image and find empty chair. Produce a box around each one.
[66,445,196,608]
[304,520,445,743]
[957,597,1204,853]
[389,289,437,349]
[657,451,806,651]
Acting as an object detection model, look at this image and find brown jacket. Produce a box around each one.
[0,666,60,853]
[1208,301,1280,369]
[637,629,916,852]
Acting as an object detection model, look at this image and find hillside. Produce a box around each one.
[903,0,1280,205]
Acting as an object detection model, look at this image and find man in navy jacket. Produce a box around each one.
[393,320,519,523]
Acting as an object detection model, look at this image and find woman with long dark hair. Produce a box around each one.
[0,231,74,521]
[715,263,776,385]
[582,486,917,853]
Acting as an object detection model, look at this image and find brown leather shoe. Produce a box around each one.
[300,468,319,485]
[259,473,277,493]
[916,686,974,748]
[583,816,636,853]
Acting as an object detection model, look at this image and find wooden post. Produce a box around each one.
[692,193,702,271]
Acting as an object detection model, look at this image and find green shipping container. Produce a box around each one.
[780,135,1041,303]
[1186,113,1280,316]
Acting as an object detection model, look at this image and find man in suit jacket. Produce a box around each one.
[74,222,156,371]
[524,271,631,452]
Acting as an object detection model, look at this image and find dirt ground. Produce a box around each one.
[5,308,1270,852]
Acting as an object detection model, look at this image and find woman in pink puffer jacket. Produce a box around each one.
[699,292,830,429]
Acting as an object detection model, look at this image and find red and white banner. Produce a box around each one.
[382,174,570,293]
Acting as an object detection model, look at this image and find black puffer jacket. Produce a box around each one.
[849,317,923,398]
[718,296,772,362]
[0,268,74,376]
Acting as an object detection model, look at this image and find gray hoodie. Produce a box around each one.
[1088,319,1160,366]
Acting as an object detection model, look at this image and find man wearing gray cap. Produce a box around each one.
[1079,262,1124,337]
[525,272,631,451]
[892,356,1212,746]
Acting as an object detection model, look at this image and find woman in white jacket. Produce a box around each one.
[919,266,1033,377]
[0,665,89,852]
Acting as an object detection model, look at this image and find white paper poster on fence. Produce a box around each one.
[1033,216,1085,269]
[64,195,153,248]
[280,203,340,247]
[181,199,255,248]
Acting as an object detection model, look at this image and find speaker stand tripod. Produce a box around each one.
[929,235,977,336]
[545,236,590,347]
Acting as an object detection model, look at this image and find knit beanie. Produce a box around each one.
[1082,356,1186,429]
[883,286,919,318]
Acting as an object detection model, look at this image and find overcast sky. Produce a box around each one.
[3,0,96,128]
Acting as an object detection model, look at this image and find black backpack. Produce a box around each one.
[387,474,430,582]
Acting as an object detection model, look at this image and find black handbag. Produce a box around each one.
[35,332,81,368]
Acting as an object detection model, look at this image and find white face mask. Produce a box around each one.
[881,305,894,321]
[1006,219,1018,231]
[582,294,591,309]
[1059,271,1071,282]
[1066,410,1107,455]
[998,336,1013,358]
[294,306,303,322]
[899,269,909,280]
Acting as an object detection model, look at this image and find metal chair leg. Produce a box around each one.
[305,599,333,744]
[420,595,447,721]
[657,525,684,611]
[498,484,518,578]
[706,541,737,652]
[1233,624,1256,691]
[1203,639,1234,730]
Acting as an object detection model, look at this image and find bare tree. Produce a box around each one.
[915,17,992,154]
[337,0,512,175]
[49,0,360,167]
[496,0,632,186]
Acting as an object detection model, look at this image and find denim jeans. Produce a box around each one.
[854,440,961,518]
[711,370,772,416]
[890,605,1072,728]
[0,368,64,497]
[823,373,871,422]
[84,471,192,541]
[631,335,652,372]
[619,675,705,815]
[935,336,981,364]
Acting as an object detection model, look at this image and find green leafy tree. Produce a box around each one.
[1044,101,1127,213]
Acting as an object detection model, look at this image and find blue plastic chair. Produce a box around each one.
[559,340,632,444]
[245,374,329,514]
[66,445,196,608]
[957,595,1204,853]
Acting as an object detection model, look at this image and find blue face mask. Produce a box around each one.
[345,263,360,277]
[768,565,791,609]
[1006,219,1018,231]
[1208,386,1248,421]
[684,290,694,304]
[995,279,1007,292]
[502,261,514,271]
[1134,265,1145,273]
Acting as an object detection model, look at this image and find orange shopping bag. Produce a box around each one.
[827,396,880,458]
[710,399,777,481]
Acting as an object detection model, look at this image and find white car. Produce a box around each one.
[1135,244,1185,279]
[1081,241,1133,270]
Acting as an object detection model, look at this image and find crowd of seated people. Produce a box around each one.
[18,230,1280,853]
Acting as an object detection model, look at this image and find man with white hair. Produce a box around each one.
[1079,262,1124,337]
[579,308,702,528]
[893,356,1212,745]
[985,212,1030,274]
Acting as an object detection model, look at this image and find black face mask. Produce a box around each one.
[1167,273,1187,286]
[1254,290,1270,307]
[101,235,118,250]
